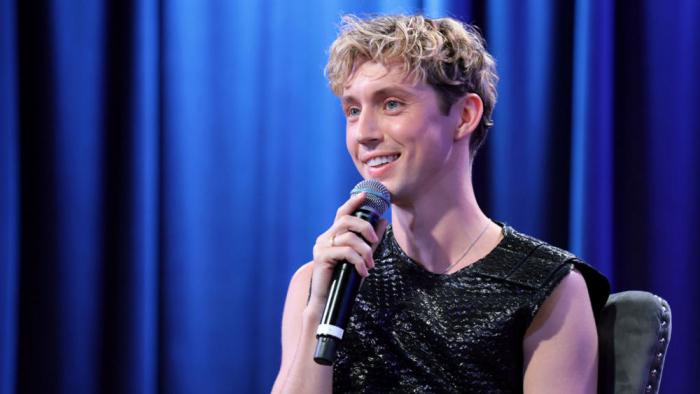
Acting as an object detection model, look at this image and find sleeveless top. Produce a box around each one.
[333,223,610,393]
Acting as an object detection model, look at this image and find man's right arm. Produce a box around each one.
[271,192,387,393]
[271,262,333,393]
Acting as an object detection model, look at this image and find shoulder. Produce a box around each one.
[508,227,609,313]
[525,268,592,337]
[287,261,313,301]
[291,261,314,282]
[472,226,576,290]
[474,225,610,313]
[281,261,314,329]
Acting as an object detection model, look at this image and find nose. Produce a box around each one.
[354,109,382,146]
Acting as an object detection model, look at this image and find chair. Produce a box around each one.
[596,291,671,394]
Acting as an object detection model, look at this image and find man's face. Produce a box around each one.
[341,61,462,203]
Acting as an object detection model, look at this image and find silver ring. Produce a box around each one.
[331,234,337,247]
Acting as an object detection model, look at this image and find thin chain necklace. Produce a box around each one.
[439,219,491,275]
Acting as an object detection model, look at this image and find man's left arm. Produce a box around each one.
[523,269,598,394]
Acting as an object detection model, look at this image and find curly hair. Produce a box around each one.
[325,14,498,156]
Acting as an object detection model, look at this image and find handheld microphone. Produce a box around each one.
[313,179,391,365]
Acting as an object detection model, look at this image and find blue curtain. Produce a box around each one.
[1,0,698,392]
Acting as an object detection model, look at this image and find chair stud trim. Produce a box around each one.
[644,295,671,394]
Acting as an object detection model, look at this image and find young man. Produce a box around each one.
[272,15,608,393]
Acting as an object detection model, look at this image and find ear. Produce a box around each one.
[454,93,484,141]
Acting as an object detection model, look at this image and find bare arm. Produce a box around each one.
[271,193,388,394]
[271,262,332,393]
[523,269,598,394]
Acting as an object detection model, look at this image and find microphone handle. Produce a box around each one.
[313,207,380,365]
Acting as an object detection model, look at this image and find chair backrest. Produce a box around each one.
[596,291,671,394]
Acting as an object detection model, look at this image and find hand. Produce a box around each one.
[308,192,389,310]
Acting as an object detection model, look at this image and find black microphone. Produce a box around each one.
[313,179,391,365]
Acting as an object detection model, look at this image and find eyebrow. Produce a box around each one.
[341,85,417,104]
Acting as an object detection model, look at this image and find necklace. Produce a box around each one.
[439,220,491,275]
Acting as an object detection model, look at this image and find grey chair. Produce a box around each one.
[597,291,671,394]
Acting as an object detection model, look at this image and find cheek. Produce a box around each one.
[384,117,420,144]
[345,127,362,165]
[408,121,453,163]
[391,116,436,148]
[345,124,353,151]
[345,131,351,153]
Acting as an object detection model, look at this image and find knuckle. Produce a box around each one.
[345,247,360,261]
[334,216,346,227]
[352,257,364,268]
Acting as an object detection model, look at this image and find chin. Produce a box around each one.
[390,179,433,207]
[379,180,410,205]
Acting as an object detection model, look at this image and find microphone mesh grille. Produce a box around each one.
[350,179,391,215]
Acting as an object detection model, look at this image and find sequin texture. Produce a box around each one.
[333,224,609,393]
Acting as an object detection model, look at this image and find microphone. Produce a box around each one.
[313,179,391,365]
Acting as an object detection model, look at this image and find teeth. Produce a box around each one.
[366,154,399,167]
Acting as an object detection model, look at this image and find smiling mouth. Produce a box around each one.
[365,154,400,168]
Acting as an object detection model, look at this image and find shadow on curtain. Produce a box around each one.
[1,0,698,392]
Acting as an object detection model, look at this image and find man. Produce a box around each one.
[272,15,608,393]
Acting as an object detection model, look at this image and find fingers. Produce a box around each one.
[332,231,375,269]
[334,192,368,221]
[313,233,372,277]
[312,192,387,281]
[333,215,379,245]
[328,247,370,277]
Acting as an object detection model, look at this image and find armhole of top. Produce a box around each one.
[528,262,574,321]
[528,259,611,322]
[570,259,611,314]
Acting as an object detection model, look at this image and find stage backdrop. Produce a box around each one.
[1,0,698,392]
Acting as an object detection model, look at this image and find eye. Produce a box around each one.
[346,106,361,118]
[384,99,403,112]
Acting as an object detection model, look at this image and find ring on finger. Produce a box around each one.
[330,234,337,247]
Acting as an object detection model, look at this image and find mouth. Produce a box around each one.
[364,154,400,168]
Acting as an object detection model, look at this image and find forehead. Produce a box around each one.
[341,60,428,99]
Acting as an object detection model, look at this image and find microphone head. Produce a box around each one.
[350,179,391,215]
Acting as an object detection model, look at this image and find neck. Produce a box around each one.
[390,167,495,273]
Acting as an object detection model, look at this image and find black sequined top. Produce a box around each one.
[333,223,609,393]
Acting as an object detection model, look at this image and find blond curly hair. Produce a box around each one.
[326,14,498,156]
